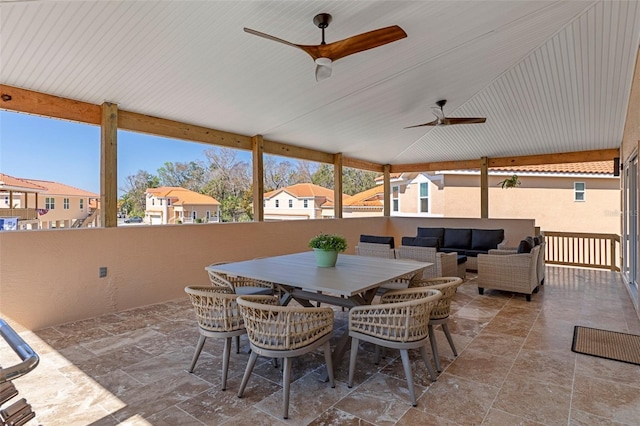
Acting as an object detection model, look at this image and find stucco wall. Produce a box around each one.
[0,216,532,331]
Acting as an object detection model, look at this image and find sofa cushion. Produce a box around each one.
[471,229,504,251]
[525,236,535,248]
[360,234,395,249]
[439,248,460,255]
[416,227,445,246]
[457,254,468,265]
[360,234,395,248]
[401,236,439,248]
[443,228,472,249]
[533,235,543,245]
[517,239,533,253]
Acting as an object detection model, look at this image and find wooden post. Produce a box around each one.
[101,102,118,228]
[252,135,264,222]
[480,156,489,218]
[383,164,391,217]
[610,236,616,271]
[333,153,343,218]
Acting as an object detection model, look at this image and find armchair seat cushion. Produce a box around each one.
[457,255,467,265]
[465,249,488,258]
[401,236,440,248]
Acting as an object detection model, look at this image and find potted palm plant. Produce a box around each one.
[308,233,348,267]
[498,174,521,189]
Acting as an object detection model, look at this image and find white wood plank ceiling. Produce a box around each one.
[1,1,639,165]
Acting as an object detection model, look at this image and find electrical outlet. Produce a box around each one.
[99,267,107,278]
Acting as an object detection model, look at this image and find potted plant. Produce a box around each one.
[498,174,521,189]
[308,233,347,267]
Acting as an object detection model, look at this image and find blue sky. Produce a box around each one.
[0,110,251,194]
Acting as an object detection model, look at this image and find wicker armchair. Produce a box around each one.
[236,295,335,420]
[495,241,546,285]
[409,277,463,372]
[355,242,396,258]
[348,288,442,406]
[206,261,274,295]
[395,245,457,279]
[476,245,541,301]
[185,285,250,390]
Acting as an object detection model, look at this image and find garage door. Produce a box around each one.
[150,215,162,225]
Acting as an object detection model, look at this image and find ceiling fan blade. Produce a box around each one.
[315,60,332,81]
[244,28,306,52]
[431,107,445,121]
[404,119,438,129]
[445,117,487,125]
[308,25,407,62]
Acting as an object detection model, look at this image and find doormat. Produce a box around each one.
[571,326,640,366]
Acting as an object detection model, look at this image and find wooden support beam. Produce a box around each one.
[119,110,252,150]
[488,149,620,167]
[480,156,489,219]
[0,84,100,124]
[383,165,391,217]
[333,153,343,219]
[101,103,118,228]
[391,158,482,173]
[252,135,264,222]
[343,157,384,173]
[262,139,334,164]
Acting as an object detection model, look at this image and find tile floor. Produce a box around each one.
[2,266,640,425]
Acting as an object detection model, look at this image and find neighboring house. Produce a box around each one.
[145,187,220,224]
[384,161,620,234]
[0,173,99,230]
[263,183,350,220]
[322,185,385,218]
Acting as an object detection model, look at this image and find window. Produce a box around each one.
[79,199,84,210]
[45,197,55,209]
[419,182,429,213]
[160,199,163,206]
[392,186,399,212]
[192,211,197,220]
[206,211,211,220]
[63,198,70,209]
[152,198,155,206]
[167,199,171,206]
[574,182,585,201]
[275,200,279,208]
[304,200,308,208]
[3,196,8,206]
[289,199,293,208]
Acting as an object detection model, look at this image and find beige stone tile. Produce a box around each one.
[446,315,487,338]
[574,353,640,388]
[61,344,152,378]
[334,373,418,425]
[256,371,352,423]
[444,348,514,387]
[221,406,289,425]
[465,330,525,358]
[572,375,640,424]
[121,346,198,384]
[397,407,460,425]
[492,373,572,425]
[569,408,628,425]
[144,406,205,425]
[178,373,281,424]
[511,348,576,388]
[308,407,376,426]
[482,408,546,425]
[482,315,535,338]
[415,373,499,425]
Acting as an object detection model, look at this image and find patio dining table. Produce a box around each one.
[205,251,432,371]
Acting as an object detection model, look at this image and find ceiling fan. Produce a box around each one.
[244,13,407,81]
[405,99,486,128]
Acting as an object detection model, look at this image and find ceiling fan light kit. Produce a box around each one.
[244,13,407,81]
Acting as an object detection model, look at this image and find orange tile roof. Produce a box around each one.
[264,183,342,201]
[146,186,220,205]
[374,173,402,182]
[0,173,47,191]
[324,185,384,207]
[20,177,98,197]
[490,161,614,174]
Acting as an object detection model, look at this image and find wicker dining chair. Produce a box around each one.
[348,287,442,406]
[206,262,274,295]
[184,285,252,391]
[409,277,463,372]
[355,242,426,291]
[236,295,335,420]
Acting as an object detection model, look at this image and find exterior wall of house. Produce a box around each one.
[21,193,92,228]
[391,175,444,217]
[439,174,620,234]
[0,216,534,330]
[264,192,322,220]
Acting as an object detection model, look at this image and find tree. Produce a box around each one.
[311,164,378,195]
[119,170,159,216]
[203,147,252,221]
[157,160,207,192]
